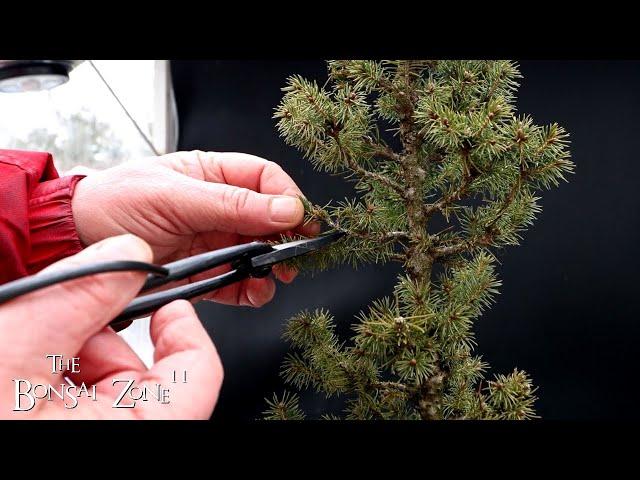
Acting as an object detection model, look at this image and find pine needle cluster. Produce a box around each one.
[264,60,573,420]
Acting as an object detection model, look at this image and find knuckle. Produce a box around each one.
[264,159,282,172]
[263,160,285,181]
[172,150,208,180]
[154,312,196,351]
[190,149,206,161]
[225,187,252,215]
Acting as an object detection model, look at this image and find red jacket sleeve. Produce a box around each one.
[0,149,85,284]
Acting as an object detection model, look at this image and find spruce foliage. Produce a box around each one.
[264,60,573,420]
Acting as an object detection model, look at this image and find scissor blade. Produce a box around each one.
[250,231,345,269]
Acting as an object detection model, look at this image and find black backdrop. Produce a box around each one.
[171,60,640,420]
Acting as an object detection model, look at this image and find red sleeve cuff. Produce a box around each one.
[27,175,86,274]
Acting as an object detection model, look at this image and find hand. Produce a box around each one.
[72,151,318,308]
[0,235,222,419]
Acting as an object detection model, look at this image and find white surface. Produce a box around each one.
[117,317,155,369]
[0,60,163,169]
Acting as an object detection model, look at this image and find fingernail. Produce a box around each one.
[269,197,302,224]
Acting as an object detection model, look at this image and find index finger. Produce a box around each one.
[158,151,320,237]
[133,300,222,419]
[158,150,302,197]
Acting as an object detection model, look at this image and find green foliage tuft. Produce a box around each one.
[263,391,305,420]
[267,60,573,420]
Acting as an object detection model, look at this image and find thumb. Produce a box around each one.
[0,234,152,368]
[175,178,305,236]
[130,300,223,419]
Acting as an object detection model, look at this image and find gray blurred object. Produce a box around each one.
[87,60,179,155]
[153,60,180,155]
[0,59,179,155]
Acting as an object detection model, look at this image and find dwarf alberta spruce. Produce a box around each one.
[263,60,573,420]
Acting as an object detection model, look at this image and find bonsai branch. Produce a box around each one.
[332,133,404,195]
[423,172,479,218]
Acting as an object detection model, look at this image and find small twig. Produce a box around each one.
[332,133,404,195]
[422,161,485,219]
[523,159,566,178]
[423,181,468,217]
[374,381,413,393]
[390,253,406,262]
[316,210,408,245]
[430,240,472,258]
[346,157,405,194]
[383,231,410,241]
[431,225,455,237]
[363,138,401,162]
[430,227,500,259]
[484,176,522,230]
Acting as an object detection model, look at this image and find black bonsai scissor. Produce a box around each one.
[0,231,344,328]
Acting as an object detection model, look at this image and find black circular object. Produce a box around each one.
[0,60,81,92]
[0,61,70,81]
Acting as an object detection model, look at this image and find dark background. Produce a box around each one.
[171,60,639,420]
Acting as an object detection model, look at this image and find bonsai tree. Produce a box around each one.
[264,60,573,420]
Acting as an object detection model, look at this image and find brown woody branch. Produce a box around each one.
[423,174,476,218]
[429,177,522,259]
[330,132,404,195]
[484,176,522,230]
[373,381,414,393]
[430,240,473,258]
[344,155,404,194]
[363,137,402,163]
[313,208,409,244]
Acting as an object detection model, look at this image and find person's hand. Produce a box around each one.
[71,151,318,308]
[0,234,222,419]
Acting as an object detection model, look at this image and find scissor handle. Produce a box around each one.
[0,261,168,305]
[141,241,273,292]
[111,268,251,327]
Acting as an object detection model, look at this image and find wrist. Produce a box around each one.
[70,176,97,246]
